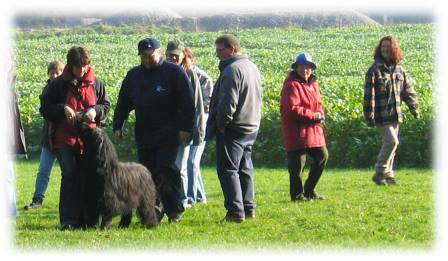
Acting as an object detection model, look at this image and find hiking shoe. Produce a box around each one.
[372,173,387,186]
[245,211,256,219]
[24,199,43,210]
[305,191,326,200]
[223,213,245,223]
[385,177,397,185]
[292,193,310,202]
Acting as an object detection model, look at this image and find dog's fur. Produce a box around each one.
[79,125,159,229]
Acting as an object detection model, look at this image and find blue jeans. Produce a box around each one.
[54,149,82,226]
[33,147,57,201]
[187,141,207,203]
[175,143,190,207]
[216,130,258,218]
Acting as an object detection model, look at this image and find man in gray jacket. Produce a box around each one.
[206,34,262,222]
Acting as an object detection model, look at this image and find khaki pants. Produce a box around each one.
[375,122,400,178]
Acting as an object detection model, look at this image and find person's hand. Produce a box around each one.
[412,111,420,119]
[179,131,192,144]
[83,108,96,123]
[114,130,124,140]
[64,105,76,125]
[314,112,322,121]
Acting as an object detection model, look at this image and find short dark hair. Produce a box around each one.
[66,46,91,70]
[47,60,65,74]
[215,34,241,52]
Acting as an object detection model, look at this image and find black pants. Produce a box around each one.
[54,149,82,226]
[137,145,185,217]
[216,130,258,218]
[287,147,328,200]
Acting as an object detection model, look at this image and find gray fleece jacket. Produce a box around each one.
[209,55,262,136]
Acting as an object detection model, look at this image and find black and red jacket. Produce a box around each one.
[39,67,110,154]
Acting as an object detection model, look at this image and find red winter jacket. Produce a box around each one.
[280,71,326,152]
[52,67,98,154]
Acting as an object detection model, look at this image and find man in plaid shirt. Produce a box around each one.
[364,35,420,186]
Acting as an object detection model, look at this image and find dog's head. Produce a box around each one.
[79,123,105,150]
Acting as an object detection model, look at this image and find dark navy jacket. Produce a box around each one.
[113,60,195,148]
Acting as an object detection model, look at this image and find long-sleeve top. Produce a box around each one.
[364,58,419,125]
[280,71,326,151]
[113,60,195,148]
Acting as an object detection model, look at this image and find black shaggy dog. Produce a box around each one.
[79,125,159,229]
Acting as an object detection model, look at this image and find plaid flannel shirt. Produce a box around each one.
[363,59,419,125]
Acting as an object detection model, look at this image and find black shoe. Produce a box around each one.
[305,191,326,200]
[223,213,245,223]
[385,177,397,185]
[58,224,76,231]
[292,193,310,202]
[24,198,43,210]
[168,212,183,223]
[372,173,387,186]
[245,211,256,219]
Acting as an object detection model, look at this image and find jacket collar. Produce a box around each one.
[375,58,399,71]
[62,66,95,87]
[218,54,247,72]
[288,70,317,84]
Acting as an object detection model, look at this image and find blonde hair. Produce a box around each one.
[47,60,65,74]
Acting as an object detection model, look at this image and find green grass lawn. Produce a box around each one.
[13,160,434,250]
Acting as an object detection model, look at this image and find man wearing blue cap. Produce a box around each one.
[113,38,195,223]
[280,52,328,202]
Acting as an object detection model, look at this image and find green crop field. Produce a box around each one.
[14,24,434,167]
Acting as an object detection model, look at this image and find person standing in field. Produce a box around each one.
[164,39,199,209]
[206,34,262,222]
[5,49,27,217]
[165,40,212,208]
[40,46,110,230]
[280,52,328,202]
[113,38,195,223]
[364,36,420,186]
[183,47,213,206]
[24,60,64,210]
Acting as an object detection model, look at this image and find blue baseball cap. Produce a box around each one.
[291,52,317,70]
[138,38,160,55]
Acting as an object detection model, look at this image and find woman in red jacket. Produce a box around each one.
[280,53,328,202]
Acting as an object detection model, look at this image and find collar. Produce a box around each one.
[290,70,316,84]
[62,66,95,86]
[218,54,247,72]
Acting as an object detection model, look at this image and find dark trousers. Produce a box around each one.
[287,147,328,199]
[54,149,82,226]
[216,130,258,218]
[138,145,185,217]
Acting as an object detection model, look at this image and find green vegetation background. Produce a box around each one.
[14,24,434,167]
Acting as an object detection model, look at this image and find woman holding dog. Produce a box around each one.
[39,46,110,230]
[280,52,328,202]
